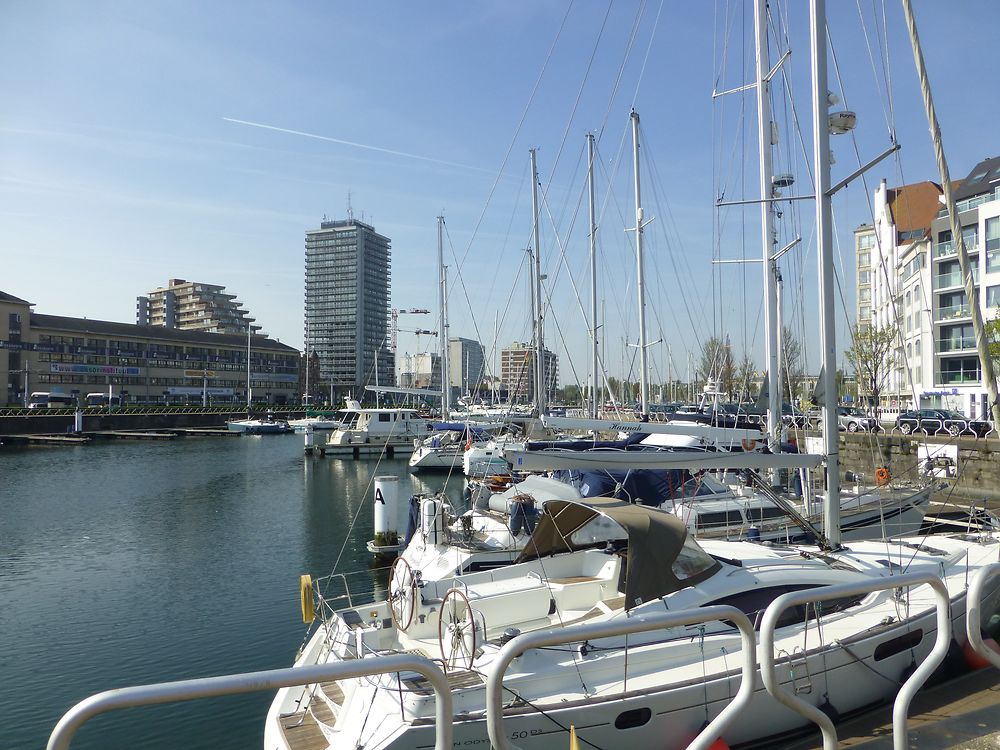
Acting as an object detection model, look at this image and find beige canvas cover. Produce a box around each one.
[517,497,721,608]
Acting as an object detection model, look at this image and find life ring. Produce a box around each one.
[741,438,758,451]
[300,574,315,623]
[875,467,891,486]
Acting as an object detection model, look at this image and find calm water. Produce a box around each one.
[0,435,465,749]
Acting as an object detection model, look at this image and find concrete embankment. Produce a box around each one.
[824,431,1000,505]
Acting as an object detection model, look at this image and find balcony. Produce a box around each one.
[933,241,954,259]
[937,337,977,353]
[934,268,979,289]
[938,370,981,385]
[934,304,971,321]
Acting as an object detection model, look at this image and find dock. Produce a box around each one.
[1,433,93,445]
[168,428,241,437]
[784,666,999,749]
[89,430,179,440]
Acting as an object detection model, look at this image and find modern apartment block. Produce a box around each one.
[1,290,298,406]
[448,337,485,397]
[928,156,1000,418]
[137,279,262,336]
[500,342,557,405]
[858,159,1000,417]
[304,218,393,402]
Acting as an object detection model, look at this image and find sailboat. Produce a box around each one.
[264,6,1000,750]
[227,323,291,434]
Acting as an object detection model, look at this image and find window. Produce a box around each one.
[988,249,1000,274]
[858,232,876,250]
[962,224,979,250]
[905,291,912,307]
[859,252,871,267]
[858,270,871,284]
[987,285,1000,307]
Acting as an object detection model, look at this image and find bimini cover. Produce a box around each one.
[552,468,692,507]
[517,497,720,609]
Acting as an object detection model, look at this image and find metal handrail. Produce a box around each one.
[759,571,951,750]
[966,563,1000,670]
[47,654,453,750]
[486,605,756,750]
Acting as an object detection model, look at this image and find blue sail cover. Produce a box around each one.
[552,468,693,507]
[526,432,650,451]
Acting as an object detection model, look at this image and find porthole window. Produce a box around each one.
[615,707,651,730]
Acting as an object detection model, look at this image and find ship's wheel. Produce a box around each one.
[438,587,478,671]
[388,557,417,631]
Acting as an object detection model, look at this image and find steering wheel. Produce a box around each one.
[438,587,478,671]
[388,557,417,631]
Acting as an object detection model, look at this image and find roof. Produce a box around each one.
[0,290,32,305]
[886,180,943,240]
[517,497,721,609]
[29,313,298,353]
[954,156,1000,202]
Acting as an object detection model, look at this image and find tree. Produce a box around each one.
[844,323,897,414]
[699,336,736,397]
[781,325,806,405]
[735,354,756,401]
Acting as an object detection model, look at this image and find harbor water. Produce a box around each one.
[0,435,465,750]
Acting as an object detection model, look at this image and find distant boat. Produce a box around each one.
[226,417,291,434]
[288,416,342,432]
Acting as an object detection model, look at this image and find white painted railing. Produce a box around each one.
[485,606,757,750]
[966,563,1000,671]
[758,571,952,750]
[46,654,453,750]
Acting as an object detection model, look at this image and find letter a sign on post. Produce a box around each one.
[375,488,385,505]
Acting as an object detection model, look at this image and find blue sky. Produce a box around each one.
[2,1,997,388]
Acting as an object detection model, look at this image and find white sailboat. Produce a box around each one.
[264,6,999,750]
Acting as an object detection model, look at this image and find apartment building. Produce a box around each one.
[500,342,557,405]
[928,156,1000,418]
[305,218,393,401]
[137,279,261,336]
[2,290,298,406]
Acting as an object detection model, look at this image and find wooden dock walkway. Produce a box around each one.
[0,433,92,445]
[89,431,179,440]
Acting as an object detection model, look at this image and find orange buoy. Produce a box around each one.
[741,438,757,451]
[962,636,1000,670]
[874,466,891,486]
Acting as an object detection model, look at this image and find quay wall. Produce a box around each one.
[829,431,1000,504]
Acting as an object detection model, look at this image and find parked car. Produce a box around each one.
[837,406,879,432]
[895,408,992,437]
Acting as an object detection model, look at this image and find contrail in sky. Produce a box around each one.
[222,117,492,174]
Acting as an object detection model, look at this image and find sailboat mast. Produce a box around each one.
[246,321,252,409]
[437,215,450,416]
[530,148,546,414]
[630,110,650,414]
[304,319,309,407]
[587,133,599,419]
[754,0,782,453]
[810,0,841,546]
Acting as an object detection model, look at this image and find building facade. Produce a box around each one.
[857,179,940,410]
[859,160,1000,417]
[304,218,393,402]
[500,342,557,405]
[448,337,485,398]
[137,279,261,336]
[397,352,439,392]
[928,156,1000,418]
[1,291,298,406]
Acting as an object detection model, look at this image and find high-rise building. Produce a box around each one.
[305,218,393,401]
[500,342,556,405]
[448,337,485,398]
[137,279,261,336]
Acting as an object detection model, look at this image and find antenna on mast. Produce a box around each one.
[347,191,354,222]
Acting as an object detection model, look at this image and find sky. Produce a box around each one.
[2,1,998,389]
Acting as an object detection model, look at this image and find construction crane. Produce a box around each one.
[390,308,431,352]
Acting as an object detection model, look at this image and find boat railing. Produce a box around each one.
[758,571,952,750]
[45,654,454,750]
[967,563,1000,671]
[485,605,756,750]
